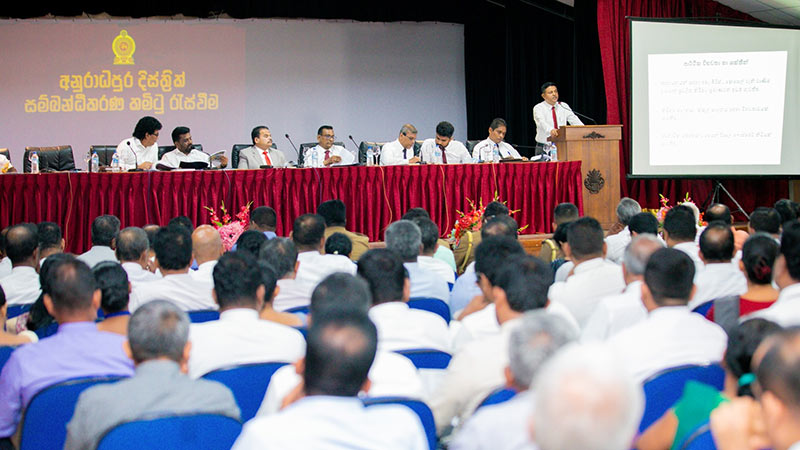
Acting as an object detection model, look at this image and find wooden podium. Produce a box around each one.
[550,125,622,229]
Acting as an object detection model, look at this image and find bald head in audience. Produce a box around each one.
[5,223,38,268]
[192,225,223,266]
[116,227,151,268]
[43,257,100,323]
[699,221,735,264]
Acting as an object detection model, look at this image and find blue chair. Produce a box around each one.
[284,305,310,315]
[7,304,31,319]
[187,310,220,323]
[20,376,126,450]
[34,322,59,339]
[96,414,242,450]
[363,397,436,450]
[476,386,517,410]
[692,302,713,316]
[395,349,452,369]
[408,298,450,323]
[679,421,715,450]
[201,362,288,421]
[0,346,15,373]
[639,364,725,433]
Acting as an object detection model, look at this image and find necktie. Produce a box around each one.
[324,149,330,162]
[262,150,272,166]
[440,145,448,164]
[403,147,407,160]
[552,106,559,130]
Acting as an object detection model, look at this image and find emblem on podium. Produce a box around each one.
[112,30,136,65]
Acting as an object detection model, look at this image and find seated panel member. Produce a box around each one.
[157,127,227,170]
[380,124,421,166]
[533,82,583,155]
[303,125,355,167]
[471,118,525,162]
[0,153,16,173]
[419,121,471,164]
[237,126,288,169]
[116,116,162,171]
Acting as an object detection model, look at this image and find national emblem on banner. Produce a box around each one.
[112,30,136,65]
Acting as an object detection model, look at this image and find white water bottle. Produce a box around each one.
[30,152,39,174]
[492,144,500,163]
[549,143,558,161]
[310,148,318,168]
[111,152,120,170]
[90,152,99,173]
[366,145,374,166]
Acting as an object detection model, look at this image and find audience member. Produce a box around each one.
[750,221,800,326]
[582,234,664,341]
[451,311,577,450]
[142,224,159,270]
[413,217,455,285]
[749,206,781,238]
[36,221,64,266]
[255,262,302,327]
[380,123,421,166]
[65,300,239,450]
[0,257,134,438]
[93,262,131,336]
[663,205,704,274]
[705,203,750,253]
[548,217,625,328]
[530,343,644,450]
[538,202,579,265]
[259,237,309,312]
[607,248,727,382]
[128,225,215,312]
[690,221,748,310]
[22,253,72,336]
[292,214,356,295]
[453,201,509,274]
[249,206,278,240]
[317,199,369,261]
[774,198,797,227]
[190,225,223,284]
[188,251,305,378]
[401,207,457,272]
[0,228,11,279]
[116,227,160,284]
[385,220,449,302]
[235,229,267,258]
[628,212,660,236]
[0,224,40,306]
[233,309,428,450]
[77,215,120,268]
[0,285,37,346]
[605,198,642,264]
[323,232,352,258]
[167,216,193,233]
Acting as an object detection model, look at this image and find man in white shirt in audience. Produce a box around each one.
[115,116,161,171]
[157,126,227,170]
[548,217,625,328]
[292,214,356,297]
[607,248,727,383]
[689,221,748,310]
[303,125,354,167]
[471,118,523,162]
[402,208,458,272]
[0,224,41,306]
[750,222,800,326]
[663,205,704,275]
[385,220,450,302]
[233,309,428,450]
[419,121,471,164]
[380,124,421,166]
[37,222,64,267]
[451,311,577,450]
[259,238,310,312]
[359,249,450,352]
[188,251,305,378]
[128,225,216,312]
[532,82,584,156]
[189,225,223,285]
[582,234,664,342]
[116,227,160,285]
[0,229,12,280]
[77,215,120,268]
[413,218,456,285]
[605,197,642,264]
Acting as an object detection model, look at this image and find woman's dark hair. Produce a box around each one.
[742,234,780,285]
[26,253,75,333]
[93,262,130,314]
[725,318,782,397]
[324,232,352,257]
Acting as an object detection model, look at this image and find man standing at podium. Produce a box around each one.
[533,82,583,156]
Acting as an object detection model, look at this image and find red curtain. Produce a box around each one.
[596,0,789,219]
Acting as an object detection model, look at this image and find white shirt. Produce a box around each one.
[189,260,217,285]
[121,262,161,285]
[533,100,583,144]
[188,308,305,378]
[77,245,117,268]
[747,283,800,326]
[548,257,625,328]
[417,256,456,285]
[0,257,12,279]
[0,154,13,172]
[158,148,210,169]
[581,280,647,342]
[673,241,705,276]
[273,278,311,312]
[605,227,631,265]
[451,391,538,450]
[379,139,416,166]
[554,260,573,282]
[233,395,428,450]
[128,272,216,312]
[449,262,481,315]
[606,306,727,383]
[0,266,41,305]
[115,137,158,171]
[405,261,450,302]
[688,262,748,310]
[419,139,472,164]
[369,302,451,353]
[303,144,355,168]
[471,138,521,161]
[257,350,424,417]
[295,251,357,294]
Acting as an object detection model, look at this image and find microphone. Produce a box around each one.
[284,134,301,166]
[348,135,364,165]
[127,141,144,172]
[348,135,360,150]
[558,101,597,125]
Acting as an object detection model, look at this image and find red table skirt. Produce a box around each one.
[0,162,583,254]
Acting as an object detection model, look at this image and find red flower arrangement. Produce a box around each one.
[447,196,527,246]
[203,201,253,251]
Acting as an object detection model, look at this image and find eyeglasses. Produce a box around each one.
[321,135,336,140]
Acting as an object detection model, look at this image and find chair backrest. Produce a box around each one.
[89,145,118,167]
[476,386,517,410]
[408,298,451,323]
[0,346,16,374]
[201,362,288,421]
[357,141,385,165]
[20,376,126,450]
[231,143,276,168]
[157,144,203,160]
[680,422,715,450]
[23,145,75,172]
[284,305,310,315]
[394,349,452,370]
[639,364,725,432]
[187,310,220,323]
[0,148,10,160]
[363,397,436,450]
[297,142,345,167]
[465,140,481,154]
[96,414,242,450]
[7,303,32,319]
